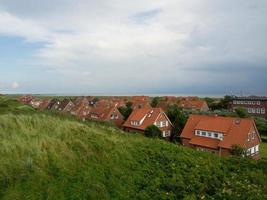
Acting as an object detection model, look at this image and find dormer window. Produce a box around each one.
[131,121,139,126]
[195,130,223,140]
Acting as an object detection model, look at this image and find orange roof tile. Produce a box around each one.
[123,108,172,131]
[181,115,260,149]
[189,136,220,149]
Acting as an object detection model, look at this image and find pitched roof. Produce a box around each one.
[57,99,73,111]
[123,108,172,131]
[87,106,120,121]
[181,115,260,149]
[189,136,220,149]
[179,99,208,110]
[38,99,51,110]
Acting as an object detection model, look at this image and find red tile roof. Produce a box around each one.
[179,99,208,110]
[189,136,220,149]
[123,108,172,131]
[181,115,260,149]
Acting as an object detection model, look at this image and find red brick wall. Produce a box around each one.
[229,99,267,118]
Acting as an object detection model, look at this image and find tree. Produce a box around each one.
[235,107,248,118]
[166,104,188,141]
[220,95,233,109]
[230,144,245,156]
[150,97,160,108]
[144,125,162,138]
[118,102,133,120]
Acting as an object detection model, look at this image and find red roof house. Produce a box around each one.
[17,95,34,104]
[179,99,209,111]
[87,106,124,127]
[180,115,261,159]
[123,108,173,138]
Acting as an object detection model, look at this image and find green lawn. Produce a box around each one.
[261,142,267,159]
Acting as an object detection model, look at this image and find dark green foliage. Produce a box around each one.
[230,145,246,156]
[118,101,133,120]
[150,97,161,108]
[166,104,188,141]
[255,117,267,137]
[144,125,162,138]
[0,96,267,199]
[235,107,248,118]
[220,95,233,109]
[206,95,233,110]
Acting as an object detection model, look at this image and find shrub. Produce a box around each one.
[144,125,162,138]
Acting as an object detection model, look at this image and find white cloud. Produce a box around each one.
[11,81,19,89]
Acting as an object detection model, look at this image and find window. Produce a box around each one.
[252,108,256,113]
[202,131,206,136]
[256,108,261,114]
[255,145,259,152]
[261,108,265,114]
[162,121,167,127]
[196,130,200,135]
[165,130,171,137]
[248,101,252,105]
[257,101,261,105]
[251,147,255,154]
[208,132,212,137]
[247,149,251,156]
[252,101,256,105]
[248,108,252,113]
[214,133,218,138]
[131,121,139,126]
[233,100,236,104]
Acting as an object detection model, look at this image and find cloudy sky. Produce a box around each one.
[0,0,266,95]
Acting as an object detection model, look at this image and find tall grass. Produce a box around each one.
[0,97,267,199]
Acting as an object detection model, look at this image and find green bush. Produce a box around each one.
[144,125,162,138]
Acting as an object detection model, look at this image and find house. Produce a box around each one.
[178,99,209,112]
[131,96,151,110]
[87,106,124,127]
[38,99,52,110]
[229,96,267,119]
[46,98,60,110]
[29,98,43,109]
[52,99,74,112]
[180,115,261,159]
[76,105,91,120]
[17,95,34,104]
[123,108,173,138]
[70,99,91,120]
[156,96,179,111]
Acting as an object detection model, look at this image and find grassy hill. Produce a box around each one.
[0,97,267,199]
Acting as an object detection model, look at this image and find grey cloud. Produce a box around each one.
[0,0,267,95]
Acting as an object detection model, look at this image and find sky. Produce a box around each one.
[0,0,266,95]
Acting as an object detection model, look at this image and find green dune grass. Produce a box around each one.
[0,97,267,199]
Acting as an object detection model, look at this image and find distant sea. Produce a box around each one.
[6,92,266,98]
[31,93,225,98]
